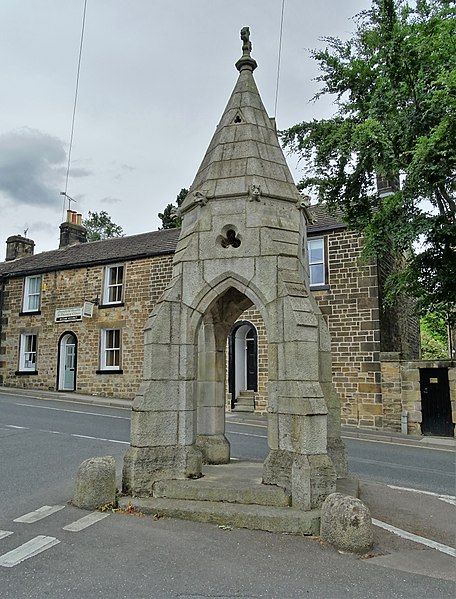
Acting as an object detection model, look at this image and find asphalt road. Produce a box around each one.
[0,390,455,598]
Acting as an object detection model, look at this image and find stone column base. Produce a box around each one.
[263,449,336,510]
[196,434,230,464]
[327,436,348,478]
[122,445,202,496]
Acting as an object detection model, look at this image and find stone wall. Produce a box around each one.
[380,353,456,435]
[0,255,173,399]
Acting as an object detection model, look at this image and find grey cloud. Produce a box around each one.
[100,196,122,205]
[0,128,89,207]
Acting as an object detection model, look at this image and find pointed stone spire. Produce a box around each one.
[180,27,301,215]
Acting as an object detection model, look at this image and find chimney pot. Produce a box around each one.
[60,212,87,248]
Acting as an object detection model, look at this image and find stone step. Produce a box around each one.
[154,477,290,507]
[237,390,255,398]
[119,496,320,535]
[233,404,255,412]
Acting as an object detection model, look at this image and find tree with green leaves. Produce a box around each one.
[420,312,449,359]
[282,0,455,322]
[158,188,188,229]
[83,211,124,241]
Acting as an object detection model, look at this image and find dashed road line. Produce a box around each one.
[4,424,29,430]
[0,535,60,568]
[387,484,456,506]
[0,531,13,540]
[372,518,456,557]
[63,511,110,532]
[14,505,65,524]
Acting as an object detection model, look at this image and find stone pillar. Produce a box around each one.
[196,317,230,463]
[262,272,337,510]
[380,352,402,432]
[122,290,202,496]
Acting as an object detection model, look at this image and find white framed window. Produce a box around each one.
[307,237,326,286]
[19,333,37,372]
[100,329,121,370]
[22,275,41,312]
[102,265,124,305]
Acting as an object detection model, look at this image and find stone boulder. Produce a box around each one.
[320,492,373,553]
[73,456,116,510]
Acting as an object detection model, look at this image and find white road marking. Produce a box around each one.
[387,484,456,506]
[372,518,456,557]
[63,511,110,532]
[0,535,60,567]
[227,431,267,439]
[228,421,267,429]
[71,433,129,444]
[350,456,452,477]
[15,402,129,420]
[0,531,13,540]
[342,435,454,453]
[4,424,29,430]
[14,505,65,523]
[0,390,130,411]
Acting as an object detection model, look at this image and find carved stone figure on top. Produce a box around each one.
[240,26,252,55]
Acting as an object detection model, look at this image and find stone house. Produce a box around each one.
[1,206,453,436]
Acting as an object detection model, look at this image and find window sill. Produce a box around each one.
[310,284,330,292]
[98,303,124,309]
[96,369,123,375]
[19,310,41,316]
[15,370,38,376]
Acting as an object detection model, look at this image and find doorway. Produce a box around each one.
[420,368,454,437]
[58,332,77,391]
[228,321,258,410]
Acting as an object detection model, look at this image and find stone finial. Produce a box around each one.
[236,26,258,72]
[240,27,252,56]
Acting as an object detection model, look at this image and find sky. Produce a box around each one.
[0,0,370,255]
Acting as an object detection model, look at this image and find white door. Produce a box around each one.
[59,334,76,390]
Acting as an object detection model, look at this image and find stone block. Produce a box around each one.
[130,410,178,447]
[143,343,180,381]
[203,257,255,287]
[182,262,205,307]
[197,405,225,435]
[178,409,197,445]
[122,445,202,496]
[260,227,300,257]
[278,341,319,381]
[320,493,373,553]
[133,380,194,411]
[196,433,230,464]
[278,413,327,454]
[73,456,116,510]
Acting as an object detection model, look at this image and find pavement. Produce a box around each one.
[1,385,454,450]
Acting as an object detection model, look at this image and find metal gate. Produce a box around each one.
[420,368,454,437]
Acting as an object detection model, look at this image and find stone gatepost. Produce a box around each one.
[123,27,346,507]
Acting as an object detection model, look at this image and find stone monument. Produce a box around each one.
[123,27,347,511]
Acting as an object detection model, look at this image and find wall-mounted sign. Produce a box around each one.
[55,307,83,323]
[83,301,94,318]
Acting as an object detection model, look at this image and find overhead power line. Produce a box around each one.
[62,0,88,217]
[274,0,286,118]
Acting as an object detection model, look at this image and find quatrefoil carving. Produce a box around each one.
[220,228,241,248]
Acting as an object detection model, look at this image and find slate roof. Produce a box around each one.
[0,228,180,278]
[307,205,347,233]
[0,206,346,279]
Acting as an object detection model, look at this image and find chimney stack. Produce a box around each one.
[376,174,400,198]
[5,235,35,261]
[59,210,87,248]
